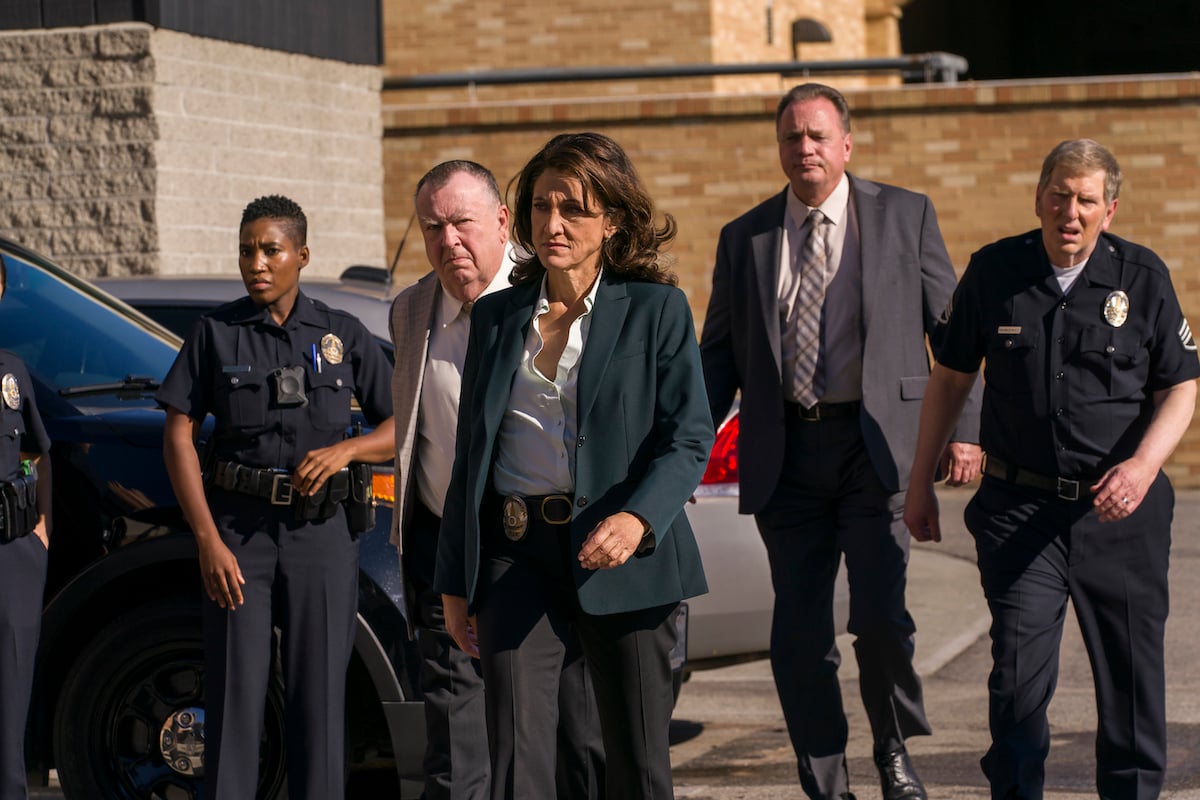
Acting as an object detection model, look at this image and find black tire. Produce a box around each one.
[53,601,288,799]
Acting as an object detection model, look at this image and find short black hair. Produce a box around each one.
[240,195,307,247]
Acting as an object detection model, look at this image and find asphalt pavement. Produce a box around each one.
[670,485,1200,799]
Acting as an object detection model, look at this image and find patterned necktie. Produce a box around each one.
[792,209,827,408]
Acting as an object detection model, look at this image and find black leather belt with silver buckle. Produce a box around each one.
[786,400,860,422]
[499,493,573,542]
[983,455,1089,501]
[210,460,349,505]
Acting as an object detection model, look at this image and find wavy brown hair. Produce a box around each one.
[509,132,677,286]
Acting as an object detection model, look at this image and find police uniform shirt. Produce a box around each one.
[0,350,50,482]
[156,292,392,472]
[938,230,1200,479]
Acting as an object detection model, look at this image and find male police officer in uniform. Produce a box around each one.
[905,139,1199,800]
[160,195,395,800]
[0,257,52,800]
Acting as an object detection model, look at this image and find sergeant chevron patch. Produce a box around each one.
[1180,319,1196,351]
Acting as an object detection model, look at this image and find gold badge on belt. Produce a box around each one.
[320,333,344,365]
[1103,290,1129,328]
[1,373,19,410]
[502,496,528,541]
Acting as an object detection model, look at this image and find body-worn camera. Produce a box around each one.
[270,365,307,407]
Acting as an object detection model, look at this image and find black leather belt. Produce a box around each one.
[210,460,349,505]
[492,492,573,543]
[983,455,1090,501]
[786,400,860,422]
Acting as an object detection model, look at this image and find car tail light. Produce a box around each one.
[372,467,395,507]
[701,413,739,485]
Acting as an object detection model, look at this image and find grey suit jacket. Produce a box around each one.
[699,175,981,513]
[388,272,439,549]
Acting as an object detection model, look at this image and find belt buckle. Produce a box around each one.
[502,496,528,541]
[540,495,573,525]
[270,473,294,506]
[1056,477,1080,501]
[798,404,820,422]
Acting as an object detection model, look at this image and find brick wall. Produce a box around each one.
[381,0,899,104]
[0,23,385,278]
[381,74,1200,484]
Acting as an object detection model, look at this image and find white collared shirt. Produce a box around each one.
[492,269,603,496]
[415,249,514,517]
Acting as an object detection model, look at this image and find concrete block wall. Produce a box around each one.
[381,74,1200,484]
[0,23,385,279]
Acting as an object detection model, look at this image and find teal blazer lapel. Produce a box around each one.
[577,276,630,426]
[483,284,538,435]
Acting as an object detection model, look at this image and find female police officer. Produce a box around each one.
[0,256,52,800]
[159,196,394,800]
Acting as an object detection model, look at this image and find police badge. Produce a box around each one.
[1,373,19,410]
[1103,290,1129,328]
[320,333,345,365]
[502,495,528,541]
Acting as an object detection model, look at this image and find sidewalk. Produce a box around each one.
[674,487,1200,799]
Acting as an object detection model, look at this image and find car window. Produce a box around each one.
[0,253,180,405]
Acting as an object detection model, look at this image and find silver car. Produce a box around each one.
[96,270,773,672]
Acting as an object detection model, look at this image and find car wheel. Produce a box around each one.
[53,601,288,799]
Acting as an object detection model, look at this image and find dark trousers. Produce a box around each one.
[0,534,47,800]
[474,501,675,800]
[754,414,930,800]
[203,499,359,800]
[409,500,605,800]
[966,473,1172,800]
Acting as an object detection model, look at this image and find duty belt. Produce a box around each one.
[0,472,38,543]
[983,455,1090,501]
[210,460,349,505]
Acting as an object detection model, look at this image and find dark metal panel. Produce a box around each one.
[0,0,378,64]
[0,0,43,28]
[39,0,95,26]
[154,0,381,64]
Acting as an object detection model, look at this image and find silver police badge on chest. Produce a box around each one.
[1103,291,1129,328]
[1,373,19,410]
[502,496,528,541]
[320,333,345,365]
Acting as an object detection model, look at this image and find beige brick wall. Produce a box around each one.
[381,74,1200,484]
[0,23,386,279]
[381,0,902,105]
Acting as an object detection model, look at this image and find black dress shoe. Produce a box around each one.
[873,747,927,800]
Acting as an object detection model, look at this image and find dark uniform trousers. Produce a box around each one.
[473,497,675,800]
[202,493,360,800]
[0,534,47,799]
[753,412,930,800]
[965,473,1172,800]
[410,499,605,800]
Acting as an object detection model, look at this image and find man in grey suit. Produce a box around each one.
[699,83,982,800]
[389,160,603,800]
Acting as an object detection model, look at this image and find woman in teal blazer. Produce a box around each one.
[435,132,714,799]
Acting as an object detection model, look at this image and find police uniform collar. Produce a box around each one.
[1075,234,1121,290]
[227,290,326,327]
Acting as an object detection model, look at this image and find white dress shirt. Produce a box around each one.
[492,270,603,497]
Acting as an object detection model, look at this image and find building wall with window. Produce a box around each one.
[0,23,385,278]
[381,0,907,103]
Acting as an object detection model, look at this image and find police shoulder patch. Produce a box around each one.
[1179,318,1196,352]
